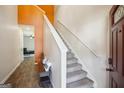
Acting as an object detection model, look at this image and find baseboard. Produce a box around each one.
[0,62,21,84]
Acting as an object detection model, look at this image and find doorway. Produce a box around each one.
[19,25,35,61]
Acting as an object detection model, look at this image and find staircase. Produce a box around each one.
[60,34,94,88]
[43,14,94,88]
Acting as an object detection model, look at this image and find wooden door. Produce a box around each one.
[108,5,124,88]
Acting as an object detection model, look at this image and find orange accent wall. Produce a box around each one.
[38,5,54,24]
[18,5,44,68]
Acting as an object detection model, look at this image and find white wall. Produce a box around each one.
[55,5,112,87]
[0,6,21,83]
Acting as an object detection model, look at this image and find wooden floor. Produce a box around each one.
[5,57,41,88]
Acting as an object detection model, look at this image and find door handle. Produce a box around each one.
[108,58,112,64]
[106,68,113,72]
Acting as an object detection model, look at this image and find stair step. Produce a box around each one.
[67,70,87,83]
[67,52,74,58]
[67,51,74,56]
[67,57,78,65]
[67,63,82,73]
[67,51,72,55]
[67,77,94,88]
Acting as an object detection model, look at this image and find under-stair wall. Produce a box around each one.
[43,15,68,88]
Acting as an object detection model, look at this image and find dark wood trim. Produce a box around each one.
[109,5,124,27]
[109,5,118,88]
[123,25,124,76]
[110,5,119,27]
[109,5,119,60]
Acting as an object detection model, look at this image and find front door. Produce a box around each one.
[108,5,124,88]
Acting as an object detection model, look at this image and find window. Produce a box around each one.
[114,5,124,23]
